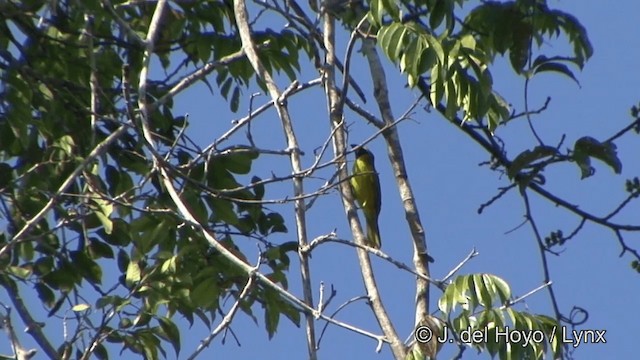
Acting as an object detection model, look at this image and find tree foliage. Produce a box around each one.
[0,0,638,359]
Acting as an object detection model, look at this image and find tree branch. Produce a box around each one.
[361,39,432,337]
[321,7,405,358]
[232,2,317,358]
[3,285,57,359]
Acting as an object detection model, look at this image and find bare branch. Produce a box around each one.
[150,48,252,112]
[303,234,436,285]
[439,248,480,284]
[320,7,405,357]
[232,2,317,357]
[316,295,369,350]
[522,191,563,323]
[502,281,553,310]
[361,38,432,338]
[189,77,322,170]
[3,287,57,359]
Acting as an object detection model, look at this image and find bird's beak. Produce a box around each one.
[350,144,358,149]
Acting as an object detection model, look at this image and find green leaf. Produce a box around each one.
[230,86,240,113]
[117,249,130,273]
[429,0,449,29]
[369,0,385,25]
[70,250,103,284]
[573,136,622,179]
[191,277,218,308]
[157,317,181,356]
[476,274,494,308]
[492,276,511,304]
[220,77,233,99]
[264,298,280,339]
[133,313,152,328]
[126,261,141,286]
[95,211,113,235]
[208,197,238,225]
[251,176,265,199]
[196,36,212,63]
[280,301,301,328]
[88,239,115,259]
[42,261,78,291]
[72,303,91,312]
[430,65,445,106]
[34,283,56,308]
[0,163,13,189]
[120,317,133,329]
[33,256,54,276]
[264,212,288,234]
[509,20,531,74]
[534,62,579,84]
[218,149,258,175]
[424,33,445,67]
[94,343,109,360]
[378,23,406,63]
[507,146,558,180]
[380,0,400,20]
[55,135,76,155]
[8,265,32,279]
[137,330,160,360]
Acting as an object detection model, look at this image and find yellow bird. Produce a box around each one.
[350,145,382,249]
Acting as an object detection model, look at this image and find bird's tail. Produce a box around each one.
[365,218,381,249]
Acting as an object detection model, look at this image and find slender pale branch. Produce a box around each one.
[361,39,432,334]
[150,48,251,112]
[0,308,37,360]
[303,235,436,285]
[84,15,98,146]
[439,248,480,284]
[321,7,405,358]
[232,2,317,357]
[3,287,57,359]
[502,281,553,310]
[315,295,369,350]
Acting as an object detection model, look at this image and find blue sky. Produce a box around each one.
[167,1,639,359]
[2,1,638,359]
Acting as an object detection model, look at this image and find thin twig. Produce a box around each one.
[150,48,252,112]
[322,6,404,357]
[0,306,38,360]
[361,37,431,344]
[502,281,552,309]
[303,235,436,284]
[522,191,563,323]
[605,117,640,143]
[508,96,551,121]
[189,77,322,167]
[316,296,369,350]
[84,15,98,147]
[335,15,369,118]
[233,3,319,357]
[3,287,57,358]
[439,248,479,284]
